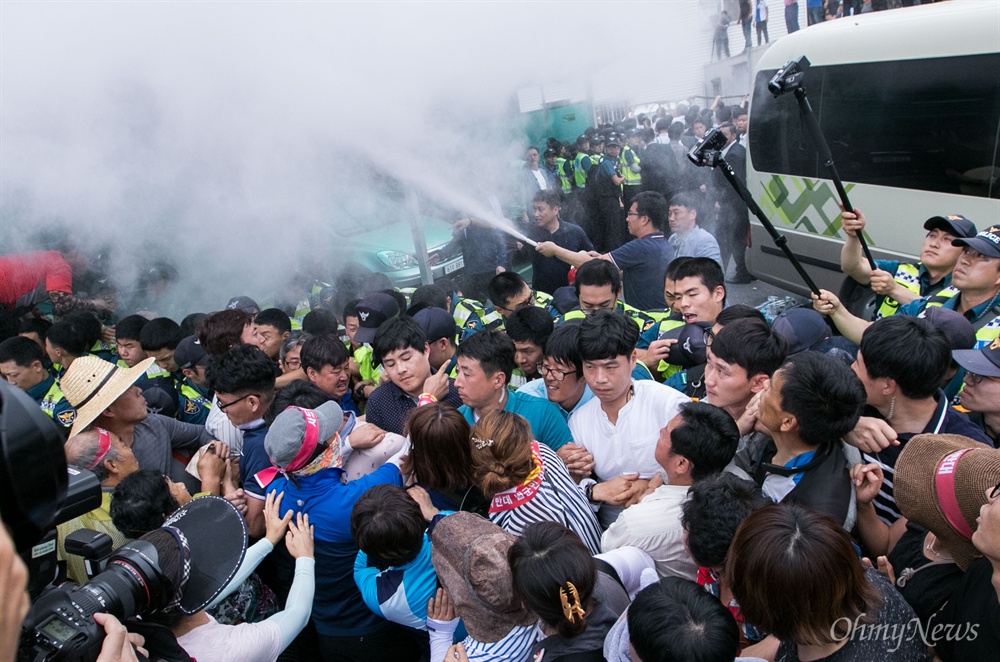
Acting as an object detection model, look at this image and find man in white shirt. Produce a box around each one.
[601,401,740,579]
[569,310,689,528]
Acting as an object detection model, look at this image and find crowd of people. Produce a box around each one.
[1,111,1000,662]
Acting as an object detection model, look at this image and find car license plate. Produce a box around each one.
[445,256,464,274]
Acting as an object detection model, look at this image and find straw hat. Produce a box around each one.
[62,355,156,438]
[895,433,1000,570]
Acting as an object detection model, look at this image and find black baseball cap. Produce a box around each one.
[924,215,977,239]
[173,335,209,370]
[354,293,400,344]
[771,308,830,355]
[918,307,976,351]
[953,339,1000,378]
[952,224,1000,258]
[413,306,459,343]
[226,296,260,315]
[660,322,711,368]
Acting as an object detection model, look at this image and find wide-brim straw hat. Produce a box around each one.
[430,512,535,643]
[895,433,1000,570]
[62,355,156,438]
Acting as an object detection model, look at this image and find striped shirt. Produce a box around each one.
[861,394,991,525]
[489,443,602,554]
[462,625,536,662]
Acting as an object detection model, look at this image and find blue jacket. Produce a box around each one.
[268,463,404,636]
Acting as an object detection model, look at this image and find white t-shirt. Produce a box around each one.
[569,380,688,481]
[177,615,282,662]
[531,168,548,190]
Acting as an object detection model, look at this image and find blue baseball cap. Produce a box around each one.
[924,214,977,239]
[953,338,1000,378]
[952,224,1000,258]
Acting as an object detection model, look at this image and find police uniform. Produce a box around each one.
[620,145,642,213]
[26,374,76,430]
[870,260,952,320]
[176,377,212,426]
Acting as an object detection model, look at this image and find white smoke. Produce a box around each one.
[1,2,703,314]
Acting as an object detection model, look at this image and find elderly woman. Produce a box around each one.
[725,503,926,661]
[470,410,601,554]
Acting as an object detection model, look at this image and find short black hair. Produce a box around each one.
[139,317,183,352]
[180,313,208,338]
[681,473,770,569]
[632,191,668,231]
[670,402,740,481]
[779,351,866,447]
[711,318,787,378]
[110,469,179,539]
[342,299,361,321]
[578,310,639,361]
[574,259,621,297]
[206,344,277,397]
[629,577,739,662]
[0,336,45,367]
[505,306,554,349]
[714,304,765,327]
[16,316,52,340]
[47,312,102,357]
[300,333,351,373]
[407,286,448,313]
[301,309,339,336]
[859,315,950,400]
[378,289,407,314]
[666,122,684,140]
[543,323,583,378]
[264,379,330,425]
[533,189,561,208]
[115,315,150,342]
[486,272,528,309]
[372,316,427,366]
[456,330,515,383]
[669,191,700,211]
[255,308,291,335]
[350,484,426,570]
[665,257,726,304]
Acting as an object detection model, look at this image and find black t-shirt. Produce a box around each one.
[886,523,964,628]
[775,569,927,661]
[935,557,1000,662]
[529,221,594,295]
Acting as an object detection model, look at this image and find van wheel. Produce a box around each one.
[838,277,877,321]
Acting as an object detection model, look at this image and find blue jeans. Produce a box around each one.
[785,2,800,32]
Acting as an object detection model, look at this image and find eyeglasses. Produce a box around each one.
[537,363,576,381]
[218,393,254,411]
[991,481,1000,500]
[283,358,301,370]
[965,373,1000,385]
[704,329,716,348]
[500,290,535,313]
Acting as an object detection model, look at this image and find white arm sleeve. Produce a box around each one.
[427,618,459,662]
[268,557,316,651]
[595,546,657,599]
[207,539,274,609]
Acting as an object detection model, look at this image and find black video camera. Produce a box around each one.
[687,128,730,169]
[768,56,811,97]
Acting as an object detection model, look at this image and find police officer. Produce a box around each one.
[0,335,77,433]
[588,133,626,253]
[620,131,643,215]
[841,210,976,320]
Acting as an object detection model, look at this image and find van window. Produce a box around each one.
[750,54,1000,199]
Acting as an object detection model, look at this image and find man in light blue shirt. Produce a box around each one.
[666,192,722,267]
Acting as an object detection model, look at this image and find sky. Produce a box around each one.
[0,2,703,312]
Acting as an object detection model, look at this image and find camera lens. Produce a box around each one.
[62,539,174,622]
